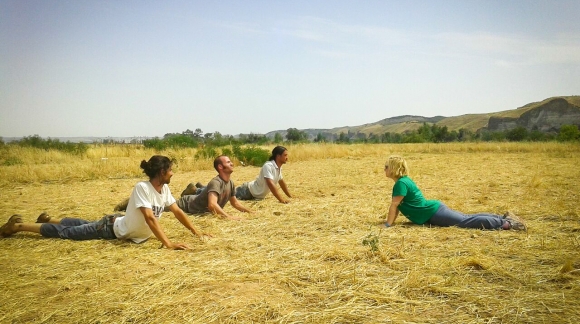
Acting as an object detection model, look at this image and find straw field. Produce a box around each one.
[1,143,579,323]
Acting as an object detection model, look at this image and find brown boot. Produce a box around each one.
[504,211,527,231]
[181,182,199,197]
[114,198,130,212]
[1,214,23,237]
[36,212,52,223]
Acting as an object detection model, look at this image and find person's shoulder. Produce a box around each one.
[161,184,172,194]
[208,175,221,184]
[263,160,278,170]
[134,181,151,190]
[395,176,414,186]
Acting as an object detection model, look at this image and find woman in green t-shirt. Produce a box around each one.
[380,155,526,231]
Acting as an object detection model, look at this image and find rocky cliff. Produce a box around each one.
[486,98,580,132]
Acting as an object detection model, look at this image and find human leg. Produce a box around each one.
[2,213,87,237]
[428,203,506,230]
[235,182,254,200]
[174,195,197,213]
[36,212,62,224]
[39,215,117,240]
[113,198,130,212]
[181,183,197,196]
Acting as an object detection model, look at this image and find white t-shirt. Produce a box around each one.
[248,160,283,199]
[113,181,176,243]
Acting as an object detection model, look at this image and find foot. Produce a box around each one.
[36,212,51,223]
[181,183,199,196]
[504,211,527,231]
[1,214,23,237]
[195,182,203,189]
[114,198,130,212]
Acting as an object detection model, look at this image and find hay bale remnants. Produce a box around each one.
[0,143,579,323]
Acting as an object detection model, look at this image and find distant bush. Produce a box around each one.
[2,156,23,166]
[142,138,168,151]
[558,125,580,141]
[165,134,200,148]
[232,145,269,166]
[195,146,218,160]
[221,147,233,158]
[13,135,88,155]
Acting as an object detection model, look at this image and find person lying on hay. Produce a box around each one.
[1,155,211,249]
[115,155,252,221]
[188,146,293,204]
[379,155,527,231]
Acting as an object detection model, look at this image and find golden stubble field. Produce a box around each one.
[0,143,579,323]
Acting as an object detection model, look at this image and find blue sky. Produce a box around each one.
[1,0,579,138]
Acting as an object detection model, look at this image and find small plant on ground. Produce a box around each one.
[362,226,382,252]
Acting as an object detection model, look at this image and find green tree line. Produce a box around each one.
[321,123,580,144]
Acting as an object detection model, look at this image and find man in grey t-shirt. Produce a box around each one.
[173,155,252,220]
[114,156,252,221]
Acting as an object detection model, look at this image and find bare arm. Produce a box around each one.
[208,192,242,220]
[229,196,252,214]
[279,179,292,198]
[167,203,212,239]
[265,178,288,204]
[140,207,189,250]
[385,196,404,226]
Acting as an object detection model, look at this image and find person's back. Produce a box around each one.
[114,181,175,243]
[177,175,234,214]
[393,176,440,225]
[247,160,282,199]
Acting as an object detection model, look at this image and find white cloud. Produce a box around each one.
[432,31,580,66]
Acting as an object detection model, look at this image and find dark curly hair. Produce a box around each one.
[140,155,173,179]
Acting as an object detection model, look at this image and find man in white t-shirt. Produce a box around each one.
[235,146,293,204]
[1,156,210,250]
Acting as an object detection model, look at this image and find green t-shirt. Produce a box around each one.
[392,176,440,224]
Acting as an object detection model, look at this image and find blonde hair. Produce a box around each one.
[386,155,409,178]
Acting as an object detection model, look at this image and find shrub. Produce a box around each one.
[143,138,168,151]
[232,145,269,166]
[14,135,88,155]
[221,147,233,158]
[195,146,218,160]
[558,125,580,142]
[2,156,23,166]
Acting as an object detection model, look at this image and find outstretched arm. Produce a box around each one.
[265,178,288,204]
[385,196,404,226]
[140,207,189,250]
[279,179,292,198]
[208,192,243,220]
[229,196,252,214]
[168,203,212,239]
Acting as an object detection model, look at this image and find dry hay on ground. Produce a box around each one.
[1,148,579,323]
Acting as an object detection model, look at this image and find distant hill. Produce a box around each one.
[265,96,580,140]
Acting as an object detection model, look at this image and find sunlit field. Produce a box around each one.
[1,143,579,323]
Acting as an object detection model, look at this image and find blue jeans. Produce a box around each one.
[39,215,119,240]
[235,182,254,200]
[428,203,506,230]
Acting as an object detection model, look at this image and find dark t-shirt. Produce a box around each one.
[180,176,235,214]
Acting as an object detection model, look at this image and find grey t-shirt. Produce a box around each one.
[178,176,235,214]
